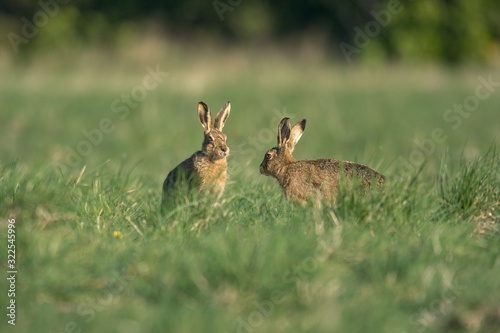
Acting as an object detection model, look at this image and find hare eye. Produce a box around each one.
[207,135,214,142]
[265,153,272,160]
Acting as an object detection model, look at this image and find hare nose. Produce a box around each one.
[221,147,227,153]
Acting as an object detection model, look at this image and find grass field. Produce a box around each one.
[1,47,499,333]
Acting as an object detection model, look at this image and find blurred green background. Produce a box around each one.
[1,0,499,173]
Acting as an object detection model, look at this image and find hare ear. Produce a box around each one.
[198,102,212,133]
[287,119,306,152]
[278,118,291,147]
[214,101,230,131]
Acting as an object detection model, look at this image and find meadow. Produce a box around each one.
[1,45,499,333]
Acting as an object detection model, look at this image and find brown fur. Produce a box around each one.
[260,118,385,205]
[163,101,230,206]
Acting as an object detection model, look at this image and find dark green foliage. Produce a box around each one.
[2,0,499,63]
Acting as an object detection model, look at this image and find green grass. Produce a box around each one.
[1,50,499,333]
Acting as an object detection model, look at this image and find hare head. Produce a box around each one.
[198,101,231,160]
[260,117,306,178]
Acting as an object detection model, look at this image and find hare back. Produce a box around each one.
[163,151,228,194]
[163,156,197,193]
[282,159,384,201]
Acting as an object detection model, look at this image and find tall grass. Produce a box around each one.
[438,146,499,223]
[1,145,499,333]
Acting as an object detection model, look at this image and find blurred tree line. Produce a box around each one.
[1,0,499,63]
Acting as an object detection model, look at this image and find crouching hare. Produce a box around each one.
[163,101,230,207]
[260,117,385,205]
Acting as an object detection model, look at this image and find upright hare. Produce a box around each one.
[163,101,230,207]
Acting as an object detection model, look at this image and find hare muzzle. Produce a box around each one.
[220,145,229,157]
[260,159,270,176]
